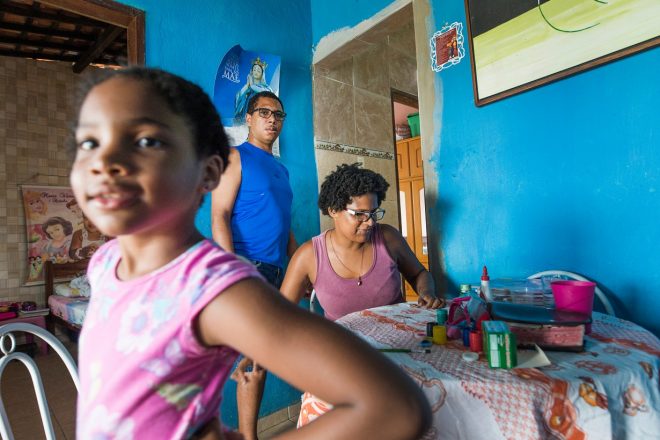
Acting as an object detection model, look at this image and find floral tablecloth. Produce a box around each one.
[298,303,660,439]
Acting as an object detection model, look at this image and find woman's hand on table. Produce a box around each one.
[417,295,446,309]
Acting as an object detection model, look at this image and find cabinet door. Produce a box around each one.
[411,178,428,260]
[398,180,416,300]
[396,139,411,179]
[398,180,415,252]
[410,137,423,178]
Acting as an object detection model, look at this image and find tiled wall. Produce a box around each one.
[312,17,417,231]
[0,56,88,303]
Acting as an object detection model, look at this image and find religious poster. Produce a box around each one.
[431,22,465,72]
[213,45,282,155]
[21,185,106,284]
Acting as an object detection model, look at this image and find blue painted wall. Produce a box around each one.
[310,0,394,45]
[118,0,317,427]
[311,0,660,336]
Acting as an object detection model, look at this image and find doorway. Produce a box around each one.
[392,91,428,301]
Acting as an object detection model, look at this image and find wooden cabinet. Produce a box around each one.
[395,136,429,302]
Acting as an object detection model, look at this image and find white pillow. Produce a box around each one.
[70,274,91,298]
[54,283,80,297]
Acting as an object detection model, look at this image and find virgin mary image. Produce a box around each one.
[234,57,272,121]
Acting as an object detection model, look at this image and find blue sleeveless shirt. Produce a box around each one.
[231,142,293,268]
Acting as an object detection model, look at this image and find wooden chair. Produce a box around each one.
[309,290,324,315]
[0,323,79,440]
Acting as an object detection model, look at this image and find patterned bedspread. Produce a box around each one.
[299,303,660,439]
[48,295,89,327]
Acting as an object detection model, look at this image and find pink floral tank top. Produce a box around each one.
[77,239,261,439]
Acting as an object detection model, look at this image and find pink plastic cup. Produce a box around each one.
[551,280,595,333]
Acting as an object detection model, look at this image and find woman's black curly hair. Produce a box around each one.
[318,163,390,216]
[72,67,229,167]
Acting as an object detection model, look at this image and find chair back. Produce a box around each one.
[0,323,79,440]
[309,290,324,315]
[527,270,615,316]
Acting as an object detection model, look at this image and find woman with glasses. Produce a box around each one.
[281,163,445,321]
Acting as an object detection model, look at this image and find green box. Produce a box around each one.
[407,112,420,137]
[483,321,517,369]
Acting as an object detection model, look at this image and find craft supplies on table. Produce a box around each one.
[482,320,517,369]
[299,302,660,439]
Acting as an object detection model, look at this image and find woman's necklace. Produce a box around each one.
[329,230,365,286]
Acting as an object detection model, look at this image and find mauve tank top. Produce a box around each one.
[312,224,403,321]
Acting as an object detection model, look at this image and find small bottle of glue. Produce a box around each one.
[481,265,492,301]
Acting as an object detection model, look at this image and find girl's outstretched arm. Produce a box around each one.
[197,278,431,439]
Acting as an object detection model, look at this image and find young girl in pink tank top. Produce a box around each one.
[281,163,445,319]
[70,67,429,439]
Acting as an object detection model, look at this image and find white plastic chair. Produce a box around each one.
[0,323,80,440]
[527,270,615,316]
[309,290,324,315]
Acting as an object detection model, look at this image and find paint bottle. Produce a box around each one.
[459,284,471,296]
[462,327,471,347]
[469,330,483,352]
[436,309,448,325]
[481,265,492,301]
[432,325,447,345]
[426,321,437,337]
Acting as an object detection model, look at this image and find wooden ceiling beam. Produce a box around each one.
[38,0,136,27]
[37,0,144,66]
[0,47,114,65]
[0,34,86,52]
[0,3,105,27]
[0,21,98,42]
[0,0,143,69]
[0,48,78,62]
[73,24,123,73]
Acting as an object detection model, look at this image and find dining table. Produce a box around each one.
[297,302,660,439]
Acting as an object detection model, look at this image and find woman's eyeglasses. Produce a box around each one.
[252,107,287,121]
[345,208,386,222]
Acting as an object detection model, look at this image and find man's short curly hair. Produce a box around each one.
[318,163,390,216]
[247,91,284,115]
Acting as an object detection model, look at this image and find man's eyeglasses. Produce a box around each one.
[345,208,386,222]
[252,107,287,121]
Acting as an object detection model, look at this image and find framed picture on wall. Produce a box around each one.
[21,185,106,285]
[464,0,660,106]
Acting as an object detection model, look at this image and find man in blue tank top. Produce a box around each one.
[211,91,297,439]
[212,90,296,286]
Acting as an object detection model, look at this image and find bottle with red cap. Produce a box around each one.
[481,265,492,301]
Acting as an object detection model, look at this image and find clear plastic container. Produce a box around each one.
[489,278,554,307]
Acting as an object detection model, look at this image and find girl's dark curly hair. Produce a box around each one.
[73,67,229,166]
[318,163,390,216]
